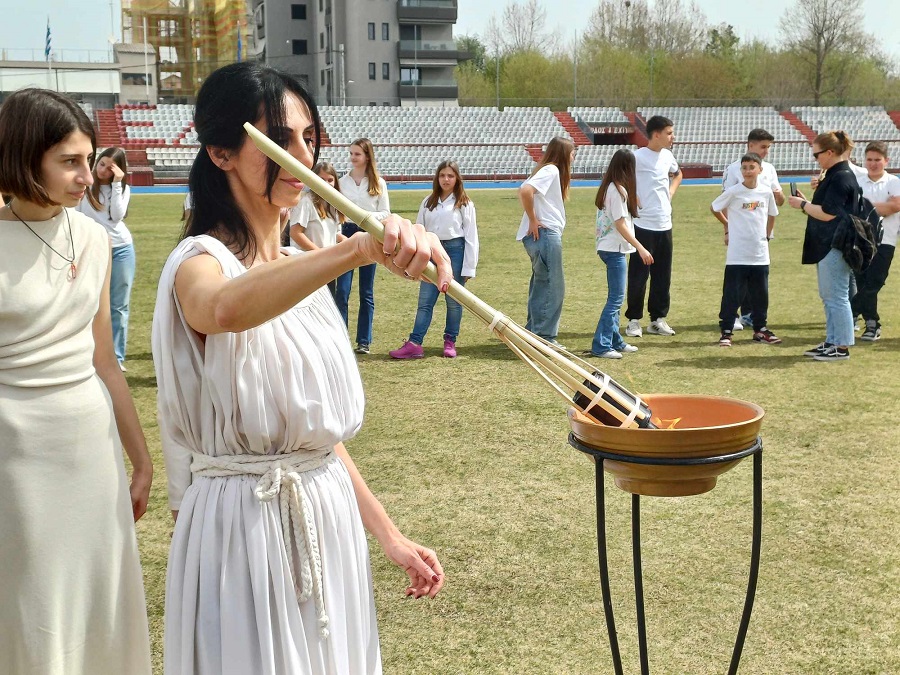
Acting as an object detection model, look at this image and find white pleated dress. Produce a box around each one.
[152,235,381,675]
[0,209,151,675]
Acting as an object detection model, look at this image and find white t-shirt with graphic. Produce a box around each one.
[595,183,635,254]
[515,164,566,240]
[633,147,679,232]
[711,183,778,266]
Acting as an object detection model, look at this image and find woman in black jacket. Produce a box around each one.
[788,130,859,361]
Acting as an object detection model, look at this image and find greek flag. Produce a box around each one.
[45,18,51,61]
[236,25,242,62]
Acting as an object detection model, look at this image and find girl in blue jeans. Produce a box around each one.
[591,149,653,358]
[76,146,134,370]
[336,139,390,354]
[516,137,575,345]
[390,161,479,359]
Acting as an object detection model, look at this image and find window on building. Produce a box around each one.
[367,23,375,40]
[381,23,389,40]
[368,62,376,80]
[319,0,323,11]
[382,63,390,80]
[291,4,307,19]
[292,39,308,55]
[321,70,325,86]
[320,32,324,49]
[401,67,420,84]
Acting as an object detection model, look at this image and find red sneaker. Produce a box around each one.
[443,338,457,358]
[389,341,424,359]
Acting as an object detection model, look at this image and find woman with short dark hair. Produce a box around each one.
[152,61,452,674]
[0,88,152,674]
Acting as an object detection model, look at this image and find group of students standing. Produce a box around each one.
[518,119,899,362]
[285,140,480,359]
[516,116,682,358]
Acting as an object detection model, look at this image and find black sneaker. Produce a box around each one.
[719,331,733,347]
[355,343,370,354]
[813,346,850,362]
[803,342,832,357]
[752,328,782,345]
[860,324,881,341]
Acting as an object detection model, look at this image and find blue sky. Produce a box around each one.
[0,0,897,64]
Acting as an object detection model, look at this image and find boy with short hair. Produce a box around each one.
[721,128,785,330]
[711,153,781,347]
[625,115,682,338]
[850,141,900,341]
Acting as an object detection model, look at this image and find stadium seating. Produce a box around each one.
[317,106,571,145]
[638,106,806,143]
[127,103,900,181]
[793,106,900,141]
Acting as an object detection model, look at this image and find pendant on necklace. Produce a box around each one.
[68,262,78,281]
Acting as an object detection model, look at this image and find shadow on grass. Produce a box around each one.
[658,352,807,369]
[126,351,154,362]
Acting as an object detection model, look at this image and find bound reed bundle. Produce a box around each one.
[244,123,657,429]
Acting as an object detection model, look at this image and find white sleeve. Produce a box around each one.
[461,202,479,277]
[372,179,391,220]
[722,164,739,191]
[525,165,557,195]
[109,183,130,223]
[711,188,732,213]
[668,150,680,174]
[769,166,783,193]
[768,190,779,217]
[606,185,627,222]
[415,198,427,225]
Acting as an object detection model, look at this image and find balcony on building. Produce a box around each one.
[396,0,457,23]
[397,39,471,61]
[397,77,457,99]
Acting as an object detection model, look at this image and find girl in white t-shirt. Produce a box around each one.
[389,161,478,359]
[591,150,653,358]
[76,146,134,370]
[289,162,347,297]
[517,136,575,345]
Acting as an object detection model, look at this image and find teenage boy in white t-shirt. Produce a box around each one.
[721,128,785,330]
[850,141,900,341]
[625,115,682,337]
[710,153,781,347]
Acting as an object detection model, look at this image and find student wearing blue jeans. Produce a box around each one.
[337,138,390,354]
[335,222,376,349]
[515,137,575,346]
[590,149,652,358]
[390,161,479,359]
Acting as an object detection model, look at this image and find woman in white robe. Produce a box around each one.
[152,61,453,675]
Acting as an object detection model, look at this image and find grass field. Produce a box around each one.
[126,185,899,674]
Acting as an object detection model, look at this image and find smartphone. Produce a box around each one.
[790,182,799,197]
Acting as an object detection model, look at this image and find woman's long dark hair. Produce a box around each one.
[183,61,321,263]
[424,160,470,211]
[595,149,638,218]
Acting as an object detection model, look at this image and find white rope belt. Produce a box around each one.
[190,449,333,639]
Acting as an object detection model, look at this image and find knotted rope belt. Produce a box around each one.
[190,449,333,639]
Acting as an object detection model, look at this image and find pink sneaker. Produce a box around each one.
[389,340,424,359]
[443,338,457,358]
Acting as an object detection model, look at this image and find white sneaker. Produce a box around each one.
[647,319,676,336]
[625,319,643,337]
[599,349,623,359]
[620,344,638,353]
[733,318,744,331]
